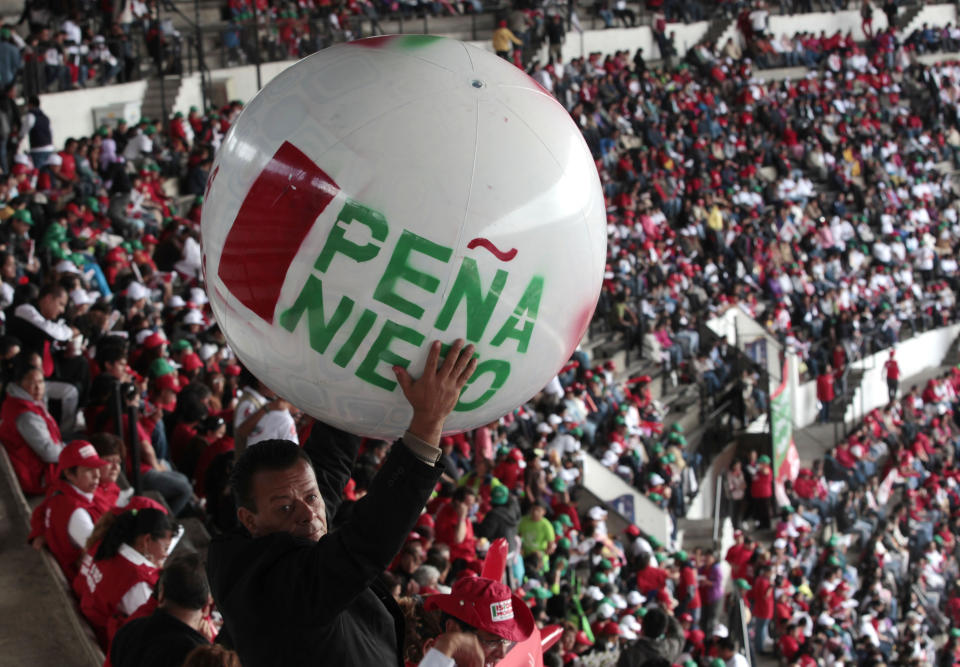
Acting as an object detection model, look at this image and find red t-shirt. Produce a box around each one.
[635,565,669,594]
[751,575,774,619]
[435,503,476,563]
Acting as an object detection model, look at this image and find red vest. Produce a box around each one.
[0,394,61,495]
[42,480,103,581]
[76,549,159,647]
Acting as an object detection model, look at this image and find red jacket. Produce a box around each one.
[76,548,160,647]
[750,575,774,619]
[751,466,773,499]
[41,479,105,581]
[635,565,669,594]
[0,393,61,494]
[435,502,477,563]
[817,373,835,402]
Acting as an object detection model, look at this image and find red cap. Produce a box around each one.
[222,363,242,377]
[59,440,107,472]
[600,621,621,636]
[142,234,159,245]
[416,513,435,529]
[625,524,641,538]
[574,630,593,646]
[156,373,182,393]
[508,448,524,462]
[423,575,535,642]
[498,19,507,26]
[679,612,693,623]
[143,332,167,349]
[181,352,204,372]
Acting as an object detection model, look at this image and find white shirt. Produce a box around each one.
[234,387,299,446]
[726,654,750,667]
[116,543,155,615]
[67,484,95,548]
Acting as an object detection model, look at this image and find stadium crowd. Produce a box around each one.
[3,0,960,665]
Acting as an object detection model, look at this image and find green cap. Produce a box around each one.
[551,477,567,492]
[758,454,771,464]
[654,553,666,564]
[593,572,609,585]
[615,416,626,425]
[490,485,509,506]
[635,606,648,617]
[735,578,751,591]
[671,423,683,433]
[653,444,664,454]
[649,493,663,502]
[557,537,571,551]
[599,558,613,571]
[552,520,564,534]
[685,661,698,667]
[96,125,109,137]
[170,339,193,352]
[12,209,32,225]
[571,426,583,437]
[827,556,842,567]
[783,505,795,513]
[149,358,176,377]
[675,550,688,562]
[648,535,662,548]
[173,111,183,119]
[934,535,945,545]
[131,240,143,251]
[666,453,676,463]
[86,196,99,213]
[828,535,839,547]
[558,514,573,527]
[711,659,726,667]
[951,628,960,638]
[144,125,156,135]
[531,587,553,600]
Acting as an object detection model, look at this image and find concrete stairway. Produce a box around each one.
[141,75,183,124]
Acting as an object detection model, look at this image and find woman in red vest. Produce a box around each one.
[39,440,109,580]
[76,507,177,648]
[0,363,65,494]
[750,455,774,530]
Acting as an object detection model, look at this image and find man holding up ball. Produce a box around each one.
[207,339,478,667]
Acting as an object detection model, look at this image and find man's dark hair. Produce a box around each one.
[452,486,475,503]
[161,552,210,610]
[96,342,128,365]
[38,283,67,302]
[717,637,737,652]
[640,607,667,638]
[231,439,311,511]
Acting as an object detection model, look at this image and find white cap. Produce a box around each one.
[627,591,646,607]
[597,602,615,619]
[610,593,627,610]
[714,624,728,638]
[621,614,641,631]
[55,260,79,273]
[69,288,95,306]
[168,295,186,308]
[585,586,605,601]
[536,422,552,435]
[588,506,608,521]
[183,309,204,326]
[547,413,563,426]
[650,473,665,486]
[564,439,581,453]
[618,625,637,640]
[609,441,624,455]
[198,343,219,361]
[818,612,835,626]
[126,281,150,301]
[774,538,787,550]
[47,153,63,166]
[601,451,618,467]
[135,328,158,345]
[189,287,209,305]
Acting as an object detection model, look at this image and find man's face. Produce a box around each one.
[531,505,546,522]
[104,357,128,381]
[444,619,514,666]
[100,454,122,484]
[39,292,67,321]
[239,459,326,541]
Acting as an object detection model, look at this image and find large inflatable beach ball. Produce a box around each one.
[201,35,606,438]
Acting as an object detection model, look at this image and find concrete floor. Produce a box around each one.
[0,478,100,667]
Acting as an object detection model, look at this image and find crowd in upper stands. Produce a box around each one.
[2,0,960,664]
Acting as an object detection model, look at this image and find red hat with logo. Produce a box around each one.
[181,352,204,372]
[423,575,535,642]
[143,332,167,349]
[58,440,107,472]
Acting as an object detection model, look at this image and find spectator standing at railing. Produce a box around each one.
[492,20,522,61]
[883,350,900,401]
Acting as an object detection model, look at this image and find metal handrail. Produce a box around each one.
[712,470,724,546]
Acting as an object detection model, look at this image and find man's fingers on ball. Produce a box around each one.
[425,340,442,374]
[458,357,479,386]
[440,338,465,375]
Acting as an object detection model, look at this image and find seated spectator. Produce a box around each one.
[76,507,177,647]
[110,552,213,667]
[0,359,64,494]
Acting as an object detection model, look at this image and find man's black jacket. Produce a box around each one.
[207,421,443,667]
[110,608,208,667]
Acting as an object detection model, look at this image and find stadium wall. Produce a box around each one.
[791,322,960,428]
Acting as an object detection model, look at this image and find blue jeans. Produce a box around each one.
[753,617,770,656]
[142,468,193,516]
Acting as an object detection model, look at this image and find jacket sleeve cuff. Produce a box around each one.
[402,431,442,467]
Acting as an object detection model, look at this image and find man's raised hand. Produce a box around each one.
[394,339,477,446]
